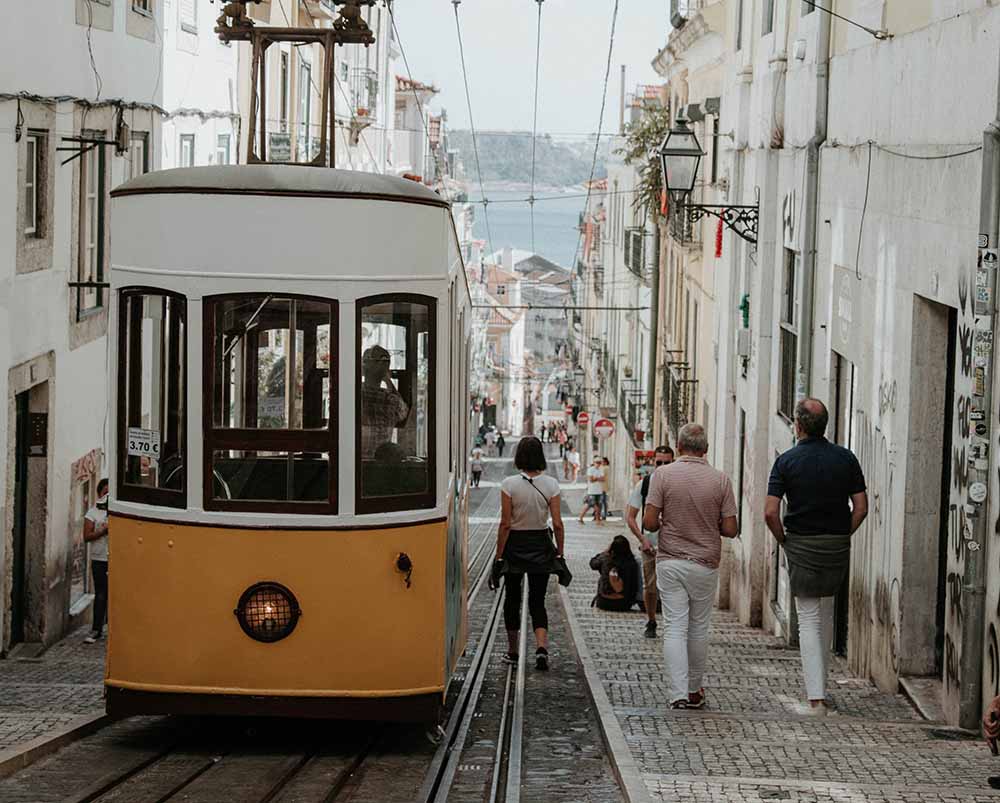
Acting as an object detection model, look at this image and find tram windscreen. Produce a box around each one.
[358,297,434,509]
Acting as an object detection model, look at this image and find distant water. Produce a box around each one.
[470,189,584,269]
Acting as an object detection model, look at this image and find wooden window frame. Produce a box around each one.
[129,132,149,179]
[117,287,188,509]
[763,0,775,36]
[77,131,106,320]
[180,133,195,168]
[179,0,197,33]
[216,133,231,165]
[24,133,40,236]
[203,293,339,514]
[355,293,437,515]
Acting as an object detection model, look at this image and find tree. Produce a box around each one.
[617,105,672,223]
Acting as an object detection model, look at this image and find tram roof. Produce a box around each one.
[111,165,451,210]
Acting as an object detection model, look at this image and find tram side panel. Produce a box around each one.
[105,516,447,718]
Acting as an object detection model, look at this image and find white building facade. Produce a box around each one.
[694,0,1000,728]
[0,0,163,651]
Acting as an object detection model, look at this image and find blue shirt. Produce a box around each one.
[767,437,866,536]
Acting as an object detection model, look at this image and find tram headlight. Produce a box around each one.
[234,582,301,643]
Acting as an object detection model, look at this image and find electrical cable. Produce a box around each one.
[529,0,544,253]
[572,0,621,282]
[452,0,496,259]
[801,1,891,40]
[84,0,103,102]
[873,142,983,161]
[855,141,873,280]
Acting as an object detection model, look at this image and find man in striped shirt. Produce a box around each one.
[643,423,739,710]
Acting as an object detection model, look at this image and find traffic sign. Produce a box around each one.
[577,412,591,427]
[594,418,615,439]
[565,406,574,415]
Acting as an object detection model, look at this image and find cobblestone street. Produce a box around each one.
[561,507,1000,803]
[0,631,105,761]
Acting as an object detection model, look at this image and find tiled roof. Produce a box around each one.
[396,75,439,94]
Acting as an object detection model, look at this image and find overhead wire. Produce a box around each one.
[452,0,496,260]
[529,0,544,253]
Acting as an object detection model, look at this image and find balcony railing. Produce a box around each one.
[665,365,697,442]
[351,67,379,123]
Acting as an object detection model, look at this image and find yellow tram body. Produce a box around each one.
[105,167,472,721]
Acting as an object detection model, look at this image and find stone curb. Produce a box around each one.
[559,585,654,803]
[0,712,109,780]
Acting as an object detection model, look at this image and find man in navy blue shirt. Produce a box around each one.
[764,398,868,716]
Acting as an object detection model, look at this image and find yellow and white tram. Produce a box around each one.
[105,166,472,721]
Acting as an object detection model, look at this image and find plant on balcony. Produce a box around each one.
[617,104,673,222]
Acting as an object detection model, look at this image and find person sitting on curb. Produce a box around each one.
[590,535,640,612]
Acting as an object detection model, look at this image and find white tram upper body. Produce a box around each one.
[106,166,473,720]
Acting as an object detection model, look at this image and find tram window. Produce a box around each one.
[205,294,337,512]
[212,296,332,430]
[117,290,186,508]
[357,295,435,513]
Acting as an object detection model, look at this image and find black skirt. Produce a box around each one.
[502,529,558,575]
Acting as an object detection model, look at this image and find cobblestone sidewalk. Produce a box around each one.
[562,517,1000,803]
[0,629,106,756]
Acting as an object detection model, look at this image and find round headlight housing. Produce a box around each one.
[234,582,301,643]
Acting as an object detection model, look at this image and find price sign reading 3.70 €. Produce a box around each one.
[127,427,161,459]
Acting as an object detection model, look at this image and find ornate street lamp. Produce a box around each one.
[659,114,759,245]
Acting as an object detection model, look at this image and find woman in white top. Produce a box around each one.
[496,437,565,671]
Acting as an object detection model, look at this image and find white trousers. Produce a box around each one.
[795,596,835,701]
[656,559,718,705]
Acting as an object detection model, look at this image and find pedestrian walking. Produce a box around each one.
[470,445,485,488]
[643,424,738,709]
[497,431,506,457]
[590,535,640,612]
[82,478,110,644]
[485,428,497,457]
[566,444,580,483]
[579,457,605,523]
[493,437,566,671]
[558,427,568,458]
[539,424,547,442]
[599,457,611,520]
[625,445,674,637]
[764,398,868,716]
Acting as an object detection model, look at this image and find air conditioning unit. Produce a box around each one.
[737,329,752,357]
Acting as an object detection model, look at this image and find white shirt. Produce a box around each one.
[470,448,484,470]
[501,473,560,530]
[586,466,604,495]
[85,504,109,561]
[627,481,659,546]
[567,450,580,466]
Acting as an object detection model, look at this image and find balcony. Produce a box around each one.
[620,386,646,445]
[664,364,697,442]
[351,67,379,123]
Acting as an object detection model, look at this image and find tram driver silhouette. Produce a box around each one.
[360,345,410,461]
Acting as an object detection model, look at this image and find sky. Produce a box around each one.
[391,1,669,135]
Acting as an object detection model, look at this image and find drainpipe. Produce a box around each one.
[648,222,661,422]
[798,6,832,397]
[961,56,1000,731]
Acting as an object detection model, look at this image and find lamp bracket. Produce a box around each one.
[683,203,759,245]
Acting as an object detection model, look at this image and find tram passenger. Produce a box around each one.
[590,536,640,612]
[82,478,110,645]
[495,437,565,671]
[360,345,409,460]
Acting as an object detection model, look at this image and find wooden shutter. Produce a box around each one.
[180,0,196,30]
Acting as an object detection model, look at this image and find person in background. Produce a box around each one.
[470,445,485,488]
[579,456,605,524]
[497,431,506,457]
[558,426,568,458]
[599,457,611,520]
[360,345,409,459]
[644,424,738,710]
[590,535,640,612]
[494,437,565,671]
[485,428,497,457]
[765,398,868,716]
[566,443,580,483]
[82,478,110,645]
[625,445,675,638]
[540,423,547,442]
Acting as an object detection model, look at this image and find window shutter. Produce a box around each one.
[180,0,196,30]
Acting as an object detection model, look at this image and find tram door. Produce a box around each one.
[10,392,29,646]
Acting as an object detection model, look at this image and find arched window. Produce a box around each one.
[356,294,436,513]
[204,294,337,513]
[117,288,187,508]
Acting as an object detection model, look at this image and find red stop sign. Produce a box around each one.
[577,412,591,427]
